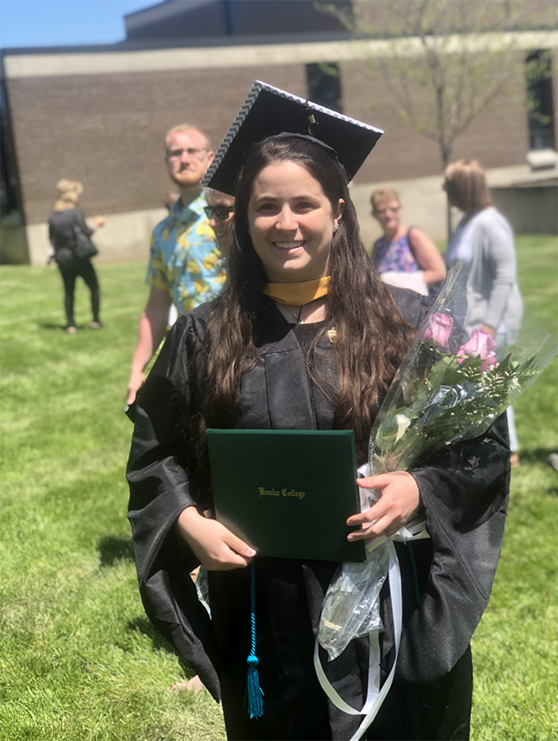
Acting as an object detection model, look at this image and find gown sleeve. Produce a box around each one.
[397,413,510,688]
[126,313,222,700]
[369,287,510,689]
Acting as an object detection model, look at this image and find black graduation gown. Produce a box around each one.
[127,288,510,741]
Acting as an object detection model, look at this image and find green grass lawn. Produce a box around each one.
[1,236,557,740]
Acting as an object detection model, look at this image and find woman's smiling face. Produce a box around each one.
[247,161,343,283]
[372,199,401,233]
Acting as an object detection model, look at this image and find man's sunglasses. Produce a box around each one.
[204,205,234,221]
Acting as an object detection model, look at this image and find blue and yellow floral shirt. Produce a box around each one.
[146,194,226,314]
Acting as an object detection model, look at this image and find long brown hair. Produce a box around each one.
[200,135,413,459]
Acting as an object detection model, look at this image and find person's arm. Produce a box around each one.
[75,208,95,237]
[127,315,255,571]
[481,215,517,335]
[407,227,447,287]
[126,317,234,699]
[370,237,381,266]
[126,287,172,404]
[396,415,509,686]
[75,208,104,234]
[46,222,56,264]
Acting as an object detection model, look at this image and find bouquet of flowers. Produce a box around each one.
[369,302,552,479]
[315,264,557,739]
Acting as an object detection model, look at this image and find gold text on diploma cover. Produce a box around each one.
[258,487,306,500]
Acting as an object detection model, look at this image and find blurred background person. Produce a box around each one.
[163,188,182,328]
[48,179,104,334]
[371,186,446,296]
[167,187,234,329]
[126,125,224,406]
[444,159,523,467]
[167,183,234,697]
[204,187,235,256]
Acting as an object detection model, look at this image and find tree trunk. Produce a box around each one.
[441,143,455,245]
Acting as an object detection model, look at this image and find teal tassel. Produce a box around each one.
[246,654,264,719]
[246,561,264,719]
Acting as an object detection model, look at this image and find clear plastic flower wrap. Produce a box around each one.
[319,538,389,661]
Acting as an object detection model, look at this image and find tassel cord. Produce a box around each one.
[246,560,264,719]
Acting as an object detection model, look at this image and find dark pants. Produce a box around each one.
[59,258,100,327]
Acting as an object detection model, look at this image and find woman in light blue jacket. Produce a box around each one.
[444,159,523,466]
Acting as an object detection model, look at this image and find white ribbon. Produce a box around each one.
[313,464,429,740]
[314,540,402,740]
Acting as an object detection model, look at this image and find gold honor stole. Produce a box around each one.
[262,276,330,306]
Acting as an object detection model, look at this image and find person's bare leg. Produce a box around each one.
[169,676,205,693]
[167,566,206,692]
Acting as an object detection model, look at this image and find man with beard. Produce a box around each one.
[127,125,226,405]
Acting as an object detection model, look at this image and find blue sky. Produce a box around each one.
[0,0,156,49]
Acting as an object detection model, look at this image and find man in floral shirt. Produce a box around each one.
[127,125,226,405]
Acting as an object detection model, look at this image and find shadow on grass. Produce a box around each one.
[518,447,558,465]
[37,322,105,332]
[98,535,135,566]
[127,616,172,649]
[126,617,198,679]
[37,322,67,331]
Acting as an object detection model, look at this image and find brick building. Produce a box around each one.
[1,0,557,265]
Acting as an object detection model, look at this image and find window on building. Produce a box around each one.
[0,82,22,220]
[525,50,555,151]
[306,63,342,113]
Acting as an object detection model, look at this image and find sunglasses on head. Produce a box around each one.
[204,205,234,221]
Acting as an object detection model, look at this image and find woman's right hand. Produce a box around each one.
[177,506,256,571]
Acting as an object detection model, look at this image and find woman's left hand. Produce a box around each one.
[347,471,421,541]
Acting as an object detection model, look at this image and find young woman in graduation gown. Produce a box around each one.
[127,134,509,740]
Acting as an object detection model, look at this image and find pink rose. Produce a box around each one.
[423,313,453,347]
[457,329,498,369]
[480,355,498,372]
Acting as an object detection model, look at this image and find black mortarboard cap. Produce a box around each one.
[202,80,383,195]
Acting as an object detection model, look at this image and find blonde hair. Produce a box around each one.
[443,160,492,214]
[165,125,211,153]
[370,187,400,211]
[53,179,83,211]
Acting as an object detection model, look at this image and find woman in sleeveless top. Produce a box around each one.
[371,187,446,296]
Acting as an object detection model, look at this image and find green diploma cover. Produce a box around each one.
[206,429,365,562]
